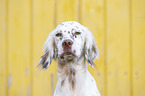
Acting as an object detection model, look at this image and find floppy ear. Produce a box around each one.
[84,28,99,68]
[38,32,57,70]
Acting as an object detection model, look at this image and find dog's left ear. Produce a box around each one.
[38,31,57,70]
[84,28,99,68]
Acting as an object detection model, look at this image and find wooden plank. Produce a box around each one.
[80,0,105,95]
[7,0,31,95]
[0,0,6,95]
[56,0,79,25]
[32,0,56,96]
[106,0,131,96]
[132,0,145,96]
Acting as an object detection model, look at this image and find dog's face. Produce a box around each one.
[54,22,86,61]
[39,21,99,70]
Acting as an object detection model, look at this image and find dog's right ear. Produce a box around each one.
[38,31,57,70]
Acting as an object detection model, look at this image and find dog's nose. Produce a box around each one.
[62,39,73,48]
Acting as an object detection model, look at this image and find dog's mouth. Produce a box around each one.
[59,51,76,61]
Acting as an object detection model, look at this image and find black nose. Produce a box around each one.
[62,39,73,48]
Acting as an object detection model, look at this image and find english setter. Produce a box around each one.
[38,21,101,96]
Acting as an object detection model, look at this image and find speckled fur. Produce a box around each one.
[38,21,100,96]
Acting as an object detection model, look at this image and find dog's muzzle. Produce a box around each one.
[59,39,76,61]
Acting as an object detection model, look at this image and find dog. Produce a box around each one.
[38,21,101,96]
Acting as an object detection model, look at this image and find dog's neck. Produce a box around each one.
[57,56,87,90]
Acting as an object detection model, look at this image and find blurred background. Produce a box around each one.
[0,0,145,96]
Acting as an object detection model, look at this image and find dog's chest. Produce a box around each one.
[53,71,100,96]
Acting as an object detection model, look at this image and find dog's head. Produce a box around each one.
[38,21,99,70]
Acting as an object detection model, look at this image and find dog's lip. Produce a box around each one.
[59,51,76,59]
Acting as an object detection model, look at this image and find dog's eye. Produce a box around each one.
[75,32,81,35]
[56,33,62,37]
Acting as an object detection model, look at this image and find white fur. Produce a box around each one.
[39,21,101,96]
[54,57,100,96]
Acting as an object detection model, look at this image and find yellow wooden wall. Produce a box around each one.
[0,0,145,96]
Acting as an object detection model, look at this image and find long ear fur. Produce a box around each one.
[38,32,56,70]
[85,28,99,68]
